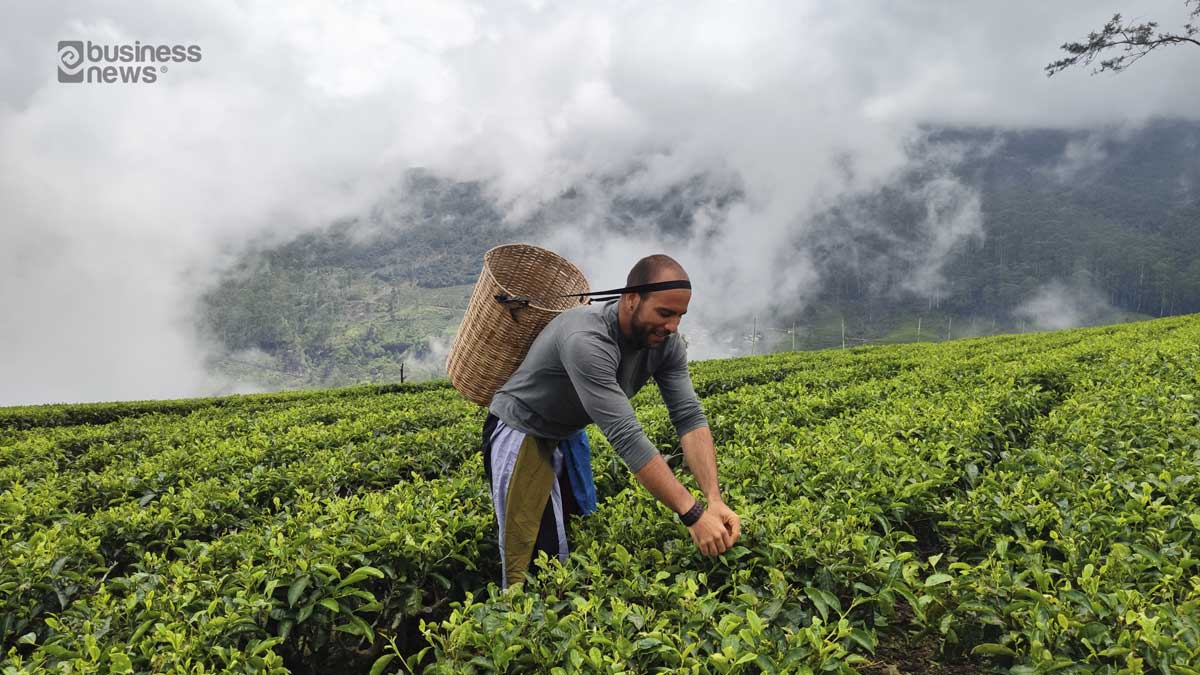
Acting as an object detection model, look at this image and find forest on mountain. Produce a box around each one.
[198,119,1200,388]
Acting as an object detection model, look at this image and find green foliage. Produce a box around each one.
[2,314,1199,672]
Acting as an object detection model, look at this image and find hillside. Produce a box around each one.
[197,120,1200,390]
[3,314,1199,672]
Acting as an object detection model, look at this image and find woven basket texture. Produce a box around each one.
[446,244,589,405]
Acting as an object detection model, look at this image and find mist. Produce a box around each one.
[1013,279,1124,332]
[2,1,1199,406]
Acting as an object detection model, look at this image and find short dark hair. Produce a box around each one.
[626,254,687,298]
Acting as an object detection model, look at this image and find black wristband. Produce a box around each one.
[678,500,704,527]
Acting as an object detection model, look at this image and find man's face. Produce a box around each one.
[628,288,691,349]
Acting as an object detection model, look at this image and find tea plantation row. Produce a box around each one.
[2,315,1198,673]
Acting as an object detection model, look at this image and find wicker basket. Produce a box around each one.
[446,244,590,406]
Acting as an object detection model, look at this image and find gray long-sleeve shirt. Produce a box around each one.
[489,299,708,473]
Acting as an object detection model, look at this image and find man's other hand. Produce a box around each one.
[707,500,741,545]
[687,509,733,556]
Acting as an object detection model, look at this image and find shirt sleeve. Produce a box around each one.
[654,337,709,437]
[560,331,660,473]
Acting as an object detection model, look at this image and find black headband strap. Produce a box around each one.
[494,279,691,315]
[566,279,692,301]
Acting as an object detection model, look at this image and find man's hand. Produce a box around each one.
[687,509,732,556]
[707,500,742,545]
[630,452,742,556]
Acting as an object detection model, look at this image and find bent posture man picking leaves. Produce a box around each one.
[483,253,741,587]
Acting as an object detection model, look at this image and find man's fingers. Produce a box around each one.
[690,511,741,556]
[715,506,741,544]
[707,531,724,556]
[727,515,741,542]
[713,531,729,554]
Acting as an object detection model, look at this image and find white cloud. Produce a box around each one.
[1012,279,1121,331]
[2,0,1197,405]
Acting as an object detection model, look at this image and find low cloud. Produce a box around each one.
[3,1,1199,405]
[1012,279,1120,331]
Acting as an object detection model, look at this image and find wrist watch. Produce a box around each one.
[678,500,704,527]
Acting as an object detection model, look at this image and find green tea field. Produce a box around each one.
[2,315,1199,674]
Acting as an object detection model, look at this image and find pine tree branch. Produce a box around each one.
[1046,3,1200,76]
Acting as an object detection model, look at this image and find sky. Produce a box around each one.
[1,0,1198,406]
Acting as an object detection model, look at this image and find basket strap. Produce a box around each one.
[494,279,691,315]
[562,279,692,303]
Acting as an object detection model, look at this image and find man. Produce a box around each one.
[483,253,741,587]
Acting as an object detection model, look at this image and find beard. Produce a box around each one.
[629,304,668,349]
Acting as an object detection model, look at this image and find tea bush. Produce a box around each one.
[2,315,1198,673]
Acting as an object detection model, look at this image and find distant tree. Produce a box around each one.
[1046,1,1199,75]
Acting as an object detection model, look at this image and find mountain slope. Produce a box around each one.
[198,119,1200,389]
